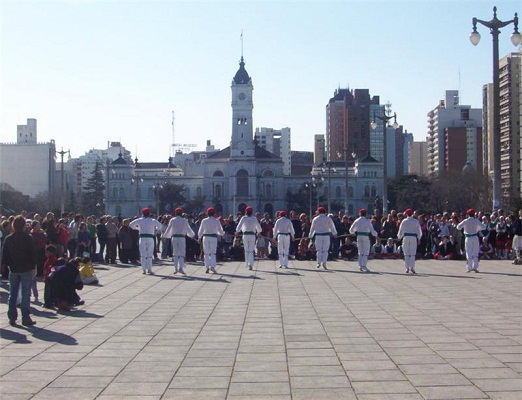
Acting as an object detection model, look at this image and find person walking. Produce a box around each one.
[397,208,423,274]
[163,207,195,275]
[198,207,224,273]
[309,207,337,269]
[235,206,262,270]
[512,209,522,264]
[349,209,378,272]
[2,216,37,326]
[457,209,487,273]
[273,210,295,269]
[130,208,163,275]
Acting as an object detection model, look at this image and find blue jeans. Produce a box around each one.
[8,270,33,322]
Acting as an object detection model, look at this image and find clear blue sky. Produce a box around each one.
[1,0,520,161]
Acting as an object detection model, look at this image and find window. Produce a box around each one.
[196,187,202,197]
[214,184,222,198]
[335,186,341,198]
[236,169,249,196]
[348,186,354,198]
[371,186,376,197]
[266,184,272,198]
[364,186,370,197]
[213,170,224,177]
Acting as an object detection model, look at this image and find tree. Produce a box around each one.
[184,195,206,215]
[159,183,186,214]
[285,186,308,215]
[82,161,105,216]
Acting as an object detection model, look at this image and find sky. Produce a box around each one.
[1,0,521,162]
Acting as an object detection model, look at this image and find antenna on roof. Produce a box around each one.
[240,30,244,58]
[171,110,175,158]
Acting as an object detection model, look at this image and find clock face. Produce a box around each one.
[238,92,246,100]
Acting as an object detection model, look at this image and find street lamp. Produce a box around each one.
[56,148,70,214]
[131,175,144,215]
[152,183,164,216]
[371,111,398,215]
[321,158,336,213]
[470,6,521,210]
[337,148,351,215]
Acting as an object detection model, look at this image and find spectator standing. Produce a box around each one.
[96,216,108,263]
[105,216,118,264]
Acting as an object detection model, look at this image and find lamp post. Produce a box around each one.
[470,6,521,210]
[371,111,398,215]
[321,158,336,213]
[304,179,318,218]
[337,148,351,215]
[152,183,164,216]
[56,148,69,214]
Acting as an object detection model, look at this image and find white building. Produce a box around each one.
[255,127,291,175]
[0,118,56,198]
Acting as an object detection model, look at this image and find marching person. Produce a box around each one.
[198,207,224,273]
[511,209,522,265]
[309,207,337,269]
[349,209,378,272]
[163,207,195,275]
[273,210,295,269]
[235,206,262,271]
[457,209,487,273]
[130,208,163,275]
[397,208,423,274]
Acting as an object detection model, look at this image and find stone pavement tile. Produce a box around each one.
[0,394,33,400]
[44,344,97,353]
[98,397,160,400]
[482,346,522,354]
[288,356,342,366]
[231,371,288,382]
[449,357,507,369]
[341,360,398,370]
[428,342,479,351]
[287,348,337,357]
[356,395,423,400]
[63,365,125,376]
[48,375,114,387]
[12,360,76,372]
[228,396,291,400]
[120,362,180,372]
[486,391,522,399]
[175,366,232,377]
[405,373,473,386]
[232,361,288,372]
[391,354,448,364]
[459,367,521,379]
[284,334,329,342]
[385,347,437,356]
[416,385,488,399]
[187,349,237,358]
[30,387,104,400]
[237,345,286,353]
[399,363,459,374]
[472,378,522,392]
[493,353,522,363]
[0,379,56,394]
[113,370,175,383]
[191,341,239,350]
[228,382,290,396]
[168,376,230,389]
[100,382,168,396]
[73,356,131,368]
[288,365,346,376]
[161,388,227,400]
[235,352,286,362]
[435,349,490,359]
[291,387,357,399]
[0,347,47,357]
[181,357,236,367]
[346,370,407,382]
[29,352,86,362]
[286,341,333,349]
[338,352,391,361]
[379,340,427,348]
[352,381,418,394]
[290,375,351,388]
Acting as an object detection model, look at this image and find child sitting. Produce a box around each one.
[479,237,494,260]
[382,238,399,259]
[48,258,84,311]
[79,256,98,285]
[295,238,313,260]
[43,256,65,309]
[370,237,384,259]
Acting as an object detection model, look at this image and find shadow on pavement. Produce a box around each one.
[1,326,78,345]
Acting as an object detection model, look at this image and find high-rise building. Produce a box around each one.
[409,141,429,177]
[255,127,291,175]
[313,134,325,165]
[444,127,483,173]
[427,90,482,176]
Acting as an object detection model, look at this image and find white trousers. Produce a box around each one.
[277,234,291,267]
[315,235,330,264]
[357,237,370,268]
[139,238,154,271]
[465,236,480,271]
[403,237,417,270]
[202,237,218,269]
[243,234,256,267]
[172,237,186,271]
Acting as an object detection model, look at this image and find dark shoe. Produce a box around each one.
[57,302,70,311]
[22,318,36,326]
[411,270,416,274]
[75,300,85,306]
[8,319,16,326]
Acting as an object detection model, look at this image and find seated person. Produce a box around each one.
[228,238,245,261]
[479,237,494,260]
[382,238,399,259]
[370,237,384,259]
[44,256,65,309]
[48,258,84,311]
[340,236,358,261]
[267,240,278,260]
[295,238,313,260]
[434,236,455,260]
[79,256,98,285]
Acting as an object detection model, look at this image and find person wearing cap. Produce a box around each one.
[235,206,262,270]
[457,209,487,272]
[349,209,378,272]
[273,210,295,269]
[309,207,337,269]
[398,209,423,273]
[198,207,224,273]
[130,208,163,275]
[163,207,195,275]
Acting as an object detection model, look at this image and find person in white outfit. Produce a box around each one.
[457,209,487,273]
[130,208,163,275]
[235,206,262,270]
[397,208,423,274]
[163,207,195,275]
[273,211,295,268]
[349,209,378,272]
[309,207,337,269]
[198,207,225,273]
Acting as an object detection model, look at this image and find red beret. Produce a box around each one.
[359,208,367,216]
[467,209,475,216]
[245,206,253,213]
[317,207,326,214]
[141,207,151,216]
[404,208,414,216]
[175,207,183,216]
[279,210,286,217]
[206,207,215,216]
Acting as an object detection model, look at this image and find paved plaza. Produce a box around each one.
[1,258,521,400]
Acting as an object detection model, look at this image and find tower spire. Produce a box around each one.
[240,30,244,59]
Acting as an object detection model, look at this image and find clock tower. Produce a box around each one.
[230,56,254,158]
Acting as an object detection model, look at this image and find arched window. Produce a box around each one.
[335,186,341,198]
[147,187,153,199]
[214,184,222,199]
[348,186,354,198]
[196,187,202,197]
[113,187,118,199]
[262,169,274,177]
[371,186,377,197]
[236,169,249,196]
[266,184,272,198]
[264,203,273,217]
[213,170,224,177]
[119,188,125,199]
[364,185,370,197]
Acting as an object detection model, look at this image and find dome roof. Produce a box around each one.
[233,57,250,84]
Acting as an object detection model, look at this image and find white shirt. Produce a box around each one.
[163,216,195,238]
[130,217,163,236]
[309,214,337,237]
[273,216,295,237]
[349,216,377,237]
[236,216,262,234]
[198,217,225,237]
[457,217,486,236]
[398,216,423,240]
